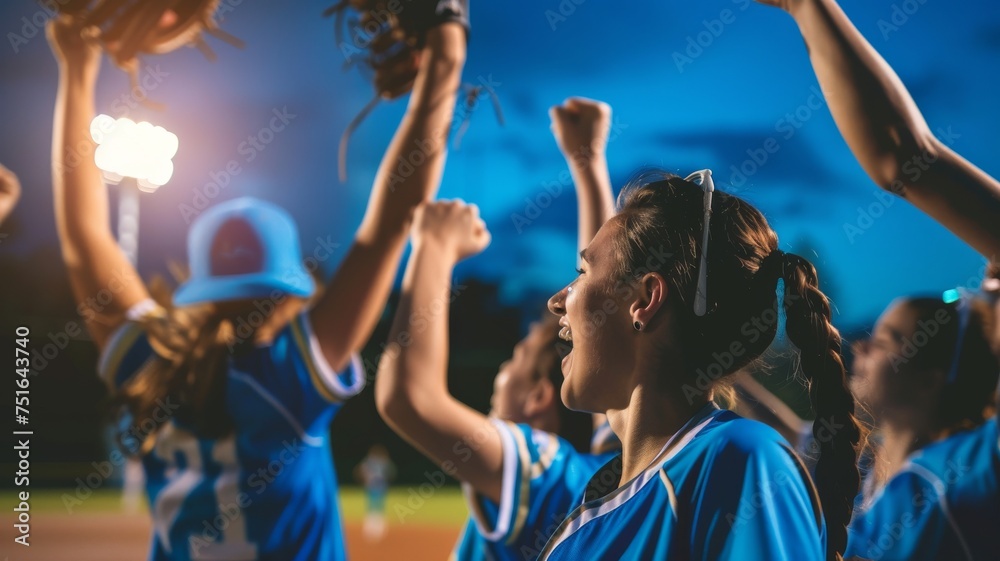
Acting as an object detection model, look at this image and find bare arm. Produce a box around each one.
[48,17,149,349]
[550,97,616,433]
[310,24,466,371]
[550,97,616,253]
[760,0,1000,258]
[375,201,504,502]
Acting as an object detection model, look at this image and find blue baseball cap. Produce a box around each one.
[174,197,315,306]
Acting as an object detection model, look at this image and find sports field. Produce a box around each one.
[0,488,468,560]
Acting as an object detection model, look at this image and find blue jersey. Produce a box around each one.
[538,405,826,561]
[98,304,365,561]
[846,418,1000,561]
[453,420,617,561]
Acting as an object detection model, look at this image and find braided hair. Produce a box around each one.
[610,171,867,560]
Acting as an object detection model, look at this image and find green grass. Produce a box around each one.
[1,486,469,526]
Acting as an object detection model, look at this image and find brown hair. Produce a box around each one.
[899,297,998,436]
[113,274,310,455]
[113,277,234,455]
[610,171,866,561]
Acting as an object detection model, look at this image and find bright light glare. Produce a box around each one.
[90,114,178,191]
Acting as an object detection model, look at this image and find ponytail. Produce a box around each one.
[781,252,866,561]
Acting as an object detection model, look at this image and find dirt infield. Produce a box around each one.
[0,512,462,560]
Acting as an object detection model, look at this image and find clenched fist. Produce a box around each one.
[412,200,491,262]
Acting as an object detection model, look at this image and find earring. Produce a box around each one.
[633,321,642,331]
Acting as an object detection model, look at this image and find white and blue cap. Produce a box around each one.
[174,197,315,306]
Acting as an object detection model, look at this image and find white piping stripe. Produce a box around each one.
[465,419,518,542]
[297,315,366,399]
[658,471,678,522]
[902,463,973,561]
[541,414,716,558]
[229,372,324,447]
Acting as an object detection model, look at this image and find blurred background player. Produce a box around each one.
[354,444,397,541]
[848,294,998,560]
[756,1,1000,558]
[375,97,620,560]
[46,2,467,558]
[542,169,865,561]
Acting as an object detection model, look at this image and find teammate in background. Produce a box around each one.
[375,98,619,560]
[354,444,397,541]
[847,294,999,561]
[754,2,1000,558]
[754,0,1000,260]
[542,168,865,560]
[47,4,467,559]
[0,164,21,226]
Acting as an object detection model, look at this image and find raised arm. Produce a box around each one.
[48,16,149,349]
[374,200,505,502]
[757,0,1000,258]
[310,21,467,371]
[549,98,616,253]
[550,97,616,434]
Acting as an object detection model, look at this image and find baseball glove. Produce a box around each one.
[326,0,502,182]
[51,0,243,106]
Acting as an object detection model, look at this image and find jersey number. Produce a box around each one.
[152,423,258,560]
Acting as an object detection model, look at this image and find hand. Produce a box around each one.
[46,14,101,72]
[0,164,21,225]
[549,97,612,164]
[412,200,491,262]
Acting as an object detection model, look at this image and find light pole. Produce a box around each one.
[90,114,178,265]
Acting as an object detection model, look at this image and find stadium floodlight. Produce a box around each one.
[91,114,178,192]
[90,114,178,264]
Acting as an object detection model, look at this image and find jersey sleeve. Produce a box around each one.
[688,427,825,561]
[267,312,366,422]
[96,299,164,390]
[462,420,607,550]
[845,467,962,561]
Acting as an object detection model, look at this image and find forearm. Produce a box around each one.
[376,244,456,415]
[567,153,614,251]
[788,0,1000,256]
[356,24,466,245]
[52,65,113,257]
[311,25,466,367]
[375,242,503,500]
[789,0,935,186]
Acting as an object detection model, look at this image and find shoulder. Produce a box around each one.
[908,419,999,483]
[698,410,794,457]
